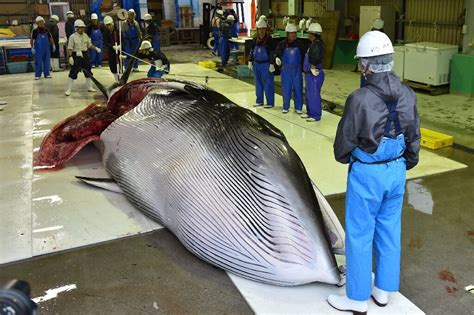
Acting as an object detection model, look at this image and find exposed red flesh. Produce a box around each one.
[34,78,164,168]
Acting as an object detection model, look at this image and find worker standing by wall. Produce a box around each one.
[248,19,276,108]
[31,16,55,80]
[273,23,306,114]
[65,11,76,40]
[121,9,142,72]
[65,19,101,96]
[46,15,60,71]
[103,16,121,83]
[302,23,324,122]
[328,31,420,314]
[87,13,105,68]
[218,15,233,71]
[143,14,160,51]
[211,9,223,56]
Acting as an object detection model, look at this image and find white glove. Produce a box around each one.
[68,56,74,65]
[52,45,56,53]
[95,47,102,53]
[275,57,282,66]
[112,44,121,51]
[248,61,253,71]
[120,55,127,59]
[269,64,275,73]
[311,68,319,76]
[31,48,35,55]
[209,32,213,38]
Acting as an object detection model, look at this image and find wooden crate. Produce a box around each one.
[420,128,453,149]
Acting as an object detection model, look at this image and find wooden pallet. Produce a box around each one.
[403,80,449,96]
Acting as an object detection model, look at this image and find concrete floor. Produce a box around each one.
[0,44,473,314]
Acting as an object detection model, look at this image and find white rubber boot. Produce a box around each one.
[113,73,120,83]
[327,295,368,315]
[86,78,97,92]
[52,58,60,71]
[371,286,389,307]
[65,78,74,96]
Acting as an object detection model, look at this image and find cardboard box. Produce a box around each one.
[33,4,49,16]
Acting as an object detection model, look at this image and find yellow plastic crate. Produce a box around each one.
[198,60,216,69]
[420,128,453,149]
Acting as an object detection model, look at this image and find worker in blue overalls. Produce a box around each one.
[229,10,239,52]
[143,13,160,51]
[137,40,170,78]
[360,18,385,88]
[273,23,306,114]
[302,23,324,122]
[30,16,55,80]
[329,31,421,314]
[218,15,233,71]
[87,13,105,68]
[248,19,276,108]
[210,9,223,56]
[121,9,142,72]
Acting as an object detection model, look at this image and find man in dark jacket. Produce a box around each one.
[102,15,121,82]
[143,13,160,51]
[273,23,307,114]
[328,31,420,314]
[46,15,60,71]
[65,11,75,40]
[249,19,277,108]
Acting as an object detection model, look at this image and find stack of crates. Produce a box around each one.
[6,47,34,74]
[0,48,6,75]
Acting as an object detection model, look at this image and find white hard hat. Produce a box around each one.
[256,19,267,29]
[227,15,235,21]
[216,10,224,16]
[258,15,267,21]
[35,16,44,23]
[74,19,86,28]
[372,18,384,30]
[144,13,152,21]
[128,8,135,14]
[308,23,322,34]
[91,13,98,20]
[103,16,114,25]
[355,31,393,58]
[50,15,59,22]
[66,11,74,17]
[285,23,297,33]
[140,40,152,50]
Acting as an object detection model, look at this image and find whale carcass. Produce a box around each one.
[36,78,344,286]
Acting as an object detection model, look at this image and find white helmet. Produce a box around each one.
[66,11,74,17]
[285,23,297,33]
[256,19,267,29]
[91,13,98,20]
[372,18,384,30]
[140,40,152,50]
[50,15,59,22]
[103,16,114,25]
[308,23,322,34]
[74,19,86,28]
[258,15,267,21]
[216,10,224,16]
[144,13,152,21]
[355,31,393,58]
[227,15,235,21]
[35,16,45,23]
[128,8,135,14]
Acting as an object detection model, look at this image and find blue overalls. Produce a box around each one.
[34,30,51,78]
[230,20,239,50]
[219,33,230,67]
[303,50,324,120]
[345,99,407,301]
[281,46,303,111]
[90,26,103,67]
[147,62,168,78]
[252,43,274,106]
[212,25,220,55]
[125,23,140,69]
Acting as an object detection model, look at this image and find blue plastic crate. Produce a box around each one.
[7,48,33,60]
[6,61,29,74]
[236,64,253,78]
